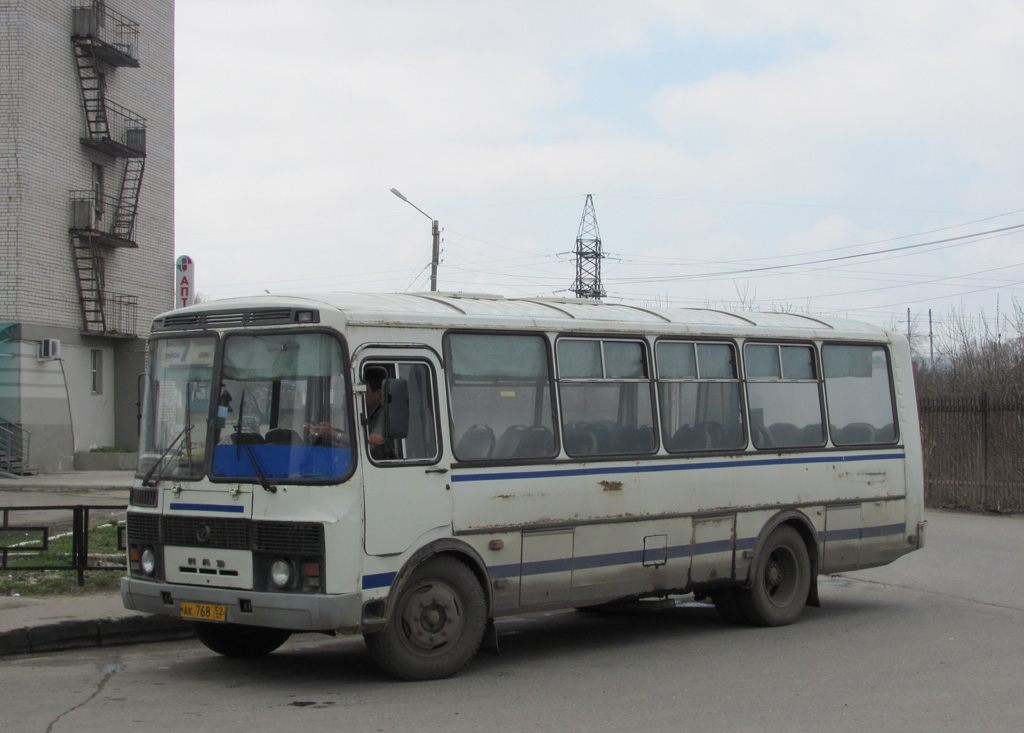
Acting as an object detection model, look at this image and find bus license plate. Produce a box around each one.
[180,602,226,622]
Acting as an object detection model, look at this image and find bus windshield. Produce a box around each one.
[137,331,354,485]
[138,336,216,484]
[209,331,353,483]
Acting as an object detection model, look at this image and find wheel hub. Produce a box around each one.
[400,581,464,653]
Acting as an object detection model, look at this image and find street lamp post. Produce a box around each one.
[390,188,440,292]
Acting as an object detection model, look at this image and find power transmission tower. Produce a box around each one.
[572,194,606,299]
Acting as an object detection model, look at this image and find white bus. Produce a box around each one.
[122,292,925,680]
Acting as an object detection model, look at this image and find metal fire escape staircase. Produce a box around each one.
[69,4,144,336]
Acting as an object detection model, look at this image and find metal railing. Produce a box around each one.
[0,504,127,586]
[106,294,139,335]
[79,100,147,156]
[0,419,31,476]
[70,189,137,245]
[72,3,140,64]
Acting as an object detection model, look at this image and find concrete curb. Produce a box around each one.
[0,615,195,657]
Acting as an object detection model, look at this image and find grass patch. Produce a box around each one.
[1,522,126,597]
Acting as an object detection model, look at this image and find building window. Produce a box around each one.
[91,349,103,394]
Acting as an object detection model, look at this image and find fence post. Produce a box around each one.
[981,391,989,510]
[73,506,87,586]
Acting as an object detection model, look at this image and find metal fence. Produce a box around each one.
[918,393,1024,513]
[0,505,127,586]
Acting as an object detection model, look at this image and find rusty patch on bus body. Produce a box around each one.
[600,480,624,492]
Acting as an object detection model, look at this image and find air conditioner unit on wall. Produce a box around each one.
[39,339,61,360]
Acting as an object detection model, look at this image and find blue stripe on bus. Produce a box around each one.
[361,521,906,590]
[450,451,906,484]
[168,502,245,514]
[821,522,906,542]
[362,571,397,590]
[573,549,645,570]
[736,536,757,551]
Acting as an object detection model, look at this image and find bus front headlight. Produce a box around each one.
[270,559,294,589]
[140,547,157,577]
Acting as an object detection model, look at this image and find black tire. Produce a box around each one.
[710,589,750,625]
[193,622,292,657]
[735,524,811,627]
[364,556,487,681]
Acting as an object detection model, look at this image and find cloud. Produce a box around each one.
[174,1,1024,324]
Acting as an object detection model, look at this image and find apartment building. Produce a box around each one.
[1,0,174,472]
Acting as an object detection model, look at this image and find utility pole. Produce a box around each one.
[390,188,440,291]
[571,194,606,299]
[929,308,934,367]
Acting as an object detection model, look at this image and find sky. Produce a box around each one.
[173,0,1024,341]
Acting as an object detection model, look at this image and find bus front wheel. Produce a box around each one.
[193,622,292,657]
[736,524,811,627]
[364,555,487,681]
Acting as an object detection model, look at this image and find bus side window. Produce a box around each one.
[822,344,897,445]
[657,340,744,453]
[557,338,656,457]
[364,361,439,464]
[445,333,557,462]
[745,343,825,450]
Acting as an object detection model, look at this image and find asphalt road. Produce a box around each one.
[2,509,1022,732]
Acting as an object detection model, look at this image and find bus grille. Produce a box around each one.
[126,513,160,543]
[129,487,158,507]
[163,516,251,549]
[253,521,324,554]
[126,514,323,554]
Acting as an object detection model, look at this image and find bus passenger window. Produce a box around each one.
[657,341,744,453]
[823,344,897,445]
[745,343,824,450]
[445,333,557,462]
[558,338,656,457]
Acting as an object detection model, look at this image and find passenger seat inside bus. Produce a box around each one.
[493,425,555,458]
[836,422,876,445]
[229,432,264,445]
[455,424,495,460]
[264,428,302,445]
[667,424,711,452]
[563,426,599,456]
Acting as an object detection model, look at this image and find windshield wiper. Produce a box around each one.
[141,424,192,487]
[142,384,197,488]
[234,389,277,493]
[242,442,277,493]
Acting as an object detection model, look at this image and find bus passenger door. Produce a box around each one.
[359,353,451,556]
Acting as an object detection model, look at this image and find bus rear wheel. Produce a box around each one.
[365,555,487,681]
[193,622,292,657]
[736,525,811,627]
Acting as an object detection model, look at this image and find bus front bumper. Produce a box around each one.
[121,577,366,633]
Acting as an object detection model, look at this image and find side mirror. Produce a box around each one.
[382,378,409,440]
